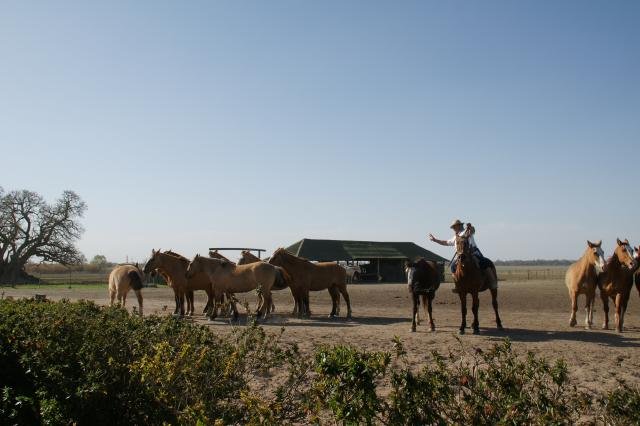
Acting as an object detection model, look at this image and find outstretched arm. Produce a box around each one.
[428,234,451,246]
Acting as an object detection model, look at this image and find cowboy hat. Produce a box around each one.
[450,219,464,229]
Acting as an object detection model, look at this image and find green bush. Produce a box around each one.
[0,299,279,425]
[1,298,639,425]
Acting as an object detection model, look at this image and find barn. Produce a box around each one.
[283,238,448,283]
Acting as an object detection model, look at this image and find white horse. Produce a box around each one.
[345,265,361,283]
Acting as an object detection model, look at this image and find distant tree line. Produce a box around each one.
[25,255,116,275]
[493,259,574,266]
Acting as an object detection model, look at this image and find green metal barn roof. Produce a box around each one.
[284,239,448,263]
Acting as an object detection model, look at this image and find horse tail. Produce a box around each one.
[128,270,143,291]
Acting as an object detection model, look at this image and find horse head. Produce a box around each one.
[614,238,637,270]
[185,254,201,278]
[143,248,161,274]
[586,240,606,273]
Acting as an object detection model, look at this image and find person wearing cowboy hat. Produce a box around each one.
[428,219,496,291]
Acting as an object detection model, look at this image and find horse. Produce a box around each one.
[236,250,292,314]
[237,250,261,265]
[345,265,361,284]
[597,239,637,332]
[268,248,352,319]
[186,254,279,320]
[565,240,606,329]
[108,263,144,315]
[406,259,441,332]
[634,246,640,297]
[452,235,502,334]
[143,249,212,317]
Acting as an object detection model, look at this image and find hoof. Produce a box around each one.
[410,327,416,333]
[585,325,592,330]
[569,320,576,327]
[430,326,436,332]
[472,328,480,335]
[602,325,608,330]
[458,329,465,335]
[617,328,623,333]
[497,324,504,331]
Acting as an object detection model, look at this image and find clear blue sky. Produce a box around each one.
[1,1,639,263]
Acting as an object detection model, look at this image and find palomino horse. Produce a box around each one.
[406,259,441,332]
[453,235,502,334]
[269,248,351,319]
[143,249,211,317]
[565,240,606,329]
[598,239,637,332]
[186,255,279,320]
[109,263,144,315]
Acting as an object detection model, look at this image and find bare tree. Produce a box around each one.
[0,187,87,283]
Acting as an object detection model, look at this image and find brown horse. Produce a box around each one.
[186,255,279,320]
[237,250,261,264]
[238,250,293,313]
[453,235,502,334]
[634,246,640,297]
[565,240,606,329]
[109,263,144,315]
[143,249,212,317]
[269,248,351,318]
[406,259,441,332]
[598,239,637,332]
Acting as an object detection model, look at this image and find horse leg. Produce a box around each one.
[185,290,193,316]
[601,294,609,329]
[584,294,593,330]
[411,293,418,332]
[427,293,435,332]
[172,289,180,316]
[458,292,467,335]
[569,292,578,327]
[302,289,311,318]
[262,292,272,319]
[109,288,116,306]
[134,289,143,316]
[339,285,352,319]
[490,288,503,330]
[328,287,338,318]
[203,289,212,315]
[615,293,623,333]
[471,291,480,335]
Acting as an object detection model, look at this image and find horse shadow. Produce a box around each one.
[480,327,640,348]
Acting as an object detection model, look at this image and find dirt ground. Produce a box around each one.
[4,279,640,394]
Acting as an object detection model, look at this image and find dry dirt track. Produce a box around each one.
[4,279,640,394]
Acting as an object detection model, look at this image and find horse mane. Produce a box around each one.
[162,250,190,263]
[272,248,313,265]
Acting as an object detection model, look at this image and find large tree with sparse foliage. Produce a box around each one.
[0,187,86,283]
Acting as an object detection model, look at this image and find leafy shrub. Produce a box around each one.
[2,298,639,425]
[599,383,640,425]
[0,299,282,425]
[313,345,390,425]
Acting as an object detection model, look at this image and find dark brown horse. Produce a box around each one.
[598,239,637,332]
[452,235,502,334]
[634,246,640,297]
[406,259,441,332]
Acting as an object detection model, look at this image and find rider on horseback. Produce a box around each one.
[428,219,496,290]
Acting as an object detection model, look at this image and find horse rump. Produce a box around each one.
[128,270,144,291]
